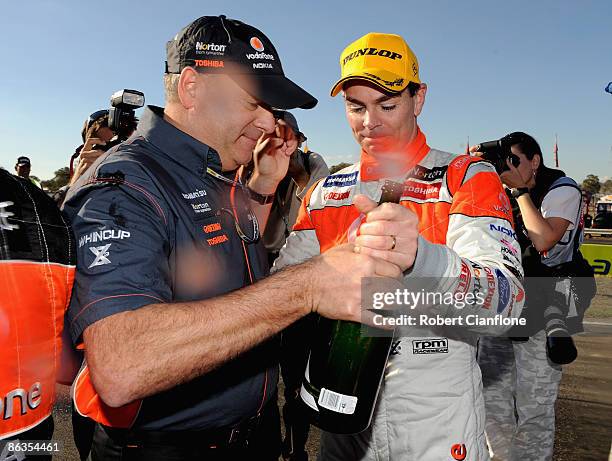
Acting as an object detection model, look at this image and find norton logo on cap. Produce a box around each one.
[250,37,265,52]
[195,42,227,56]
[343,48,403,66]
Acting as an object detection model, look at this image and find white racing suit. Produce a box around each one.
[273,138,525,461]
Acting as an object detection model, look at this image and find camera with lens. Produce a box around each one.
[511,235,579,365]
[476,133,524,175]
[92,89,145,151]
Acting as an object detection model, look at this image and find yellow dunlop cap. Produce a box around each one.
[330,32,420,97]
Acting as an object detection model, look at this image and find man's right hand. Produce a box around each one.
[307,243,401,323]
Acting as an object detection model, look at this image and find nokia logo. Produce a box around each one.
[489,224,517,240]
[412,338,448,354]
[343,48,402,66]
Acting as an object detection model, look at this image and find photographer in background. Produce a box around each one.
[476,132,595,461]
[70,110,114,185]
[264,111,329,266]
[70,102,139,187]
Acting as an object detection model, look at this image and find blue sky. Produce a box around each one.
[1,0,610,182]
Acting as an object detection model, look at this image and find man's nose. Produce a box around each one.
[363,109,379,130]
[253,106,276,134]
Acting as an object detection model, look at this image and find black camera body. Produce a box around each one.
[477,133,523,174]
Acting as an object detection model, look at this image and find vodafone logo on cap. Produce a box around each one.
[250,37,264,52]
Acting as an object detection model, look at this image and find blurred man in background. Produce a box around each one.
[14,156,41,188]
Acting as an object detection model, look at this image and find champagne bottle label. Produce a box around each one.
[300,384,318,411]
[301,355,319,412]
[304,354,311,382]
[318,388,358,415]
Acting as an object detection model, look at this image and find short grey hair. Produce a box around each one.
[163,73,180,103]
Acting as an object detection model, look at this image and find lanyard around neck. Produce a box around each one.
[206,167,244,188]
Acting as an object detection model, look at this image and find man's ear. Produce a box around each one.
[413,83,427,117]
[177,67,200,109]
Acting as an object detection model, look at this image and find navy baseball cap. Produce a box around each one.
[282,111,306,141]
[165,15,317,110]
[16,156,31,166]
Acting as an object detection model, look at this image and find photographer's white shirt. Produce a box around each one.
[540,177,582,266]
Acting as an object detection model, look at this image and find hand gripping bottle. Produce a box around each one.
[299,181,403,434]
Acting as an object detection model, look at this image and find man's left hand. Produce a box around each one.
[249,118,297,194]
[352,194,419,272]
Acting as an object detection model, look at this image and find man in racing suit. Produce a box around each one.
[0,168,76,457]
[273,33,525,460]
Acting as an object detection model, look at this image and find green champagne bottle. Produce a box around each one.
[299,181,403,434]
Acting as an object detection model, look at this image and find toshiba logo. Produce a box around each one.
[207,234,229,246]
[195,59,224,68]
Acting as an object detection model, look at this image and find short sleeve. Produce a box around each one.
[541,186,581,230]
[65,184,173,344]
